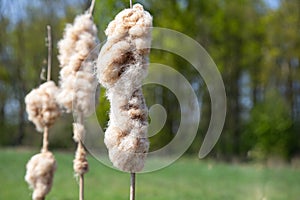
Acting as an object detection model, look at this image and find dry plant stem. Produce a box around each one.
[42,25,51,153]
[79,173,84,200]
[130,173,135,200]
[78,141,85,200]
[47,25,52,81]
[130,0,133,8]
[89,0,96,15]
[42,126,49,153]
[24,25,59,200]
[77,113,85,200]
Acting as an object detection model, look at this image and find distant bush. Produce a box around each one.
[244,89,293,160]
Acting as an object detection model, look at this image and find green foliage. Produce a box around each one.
[0,0,300,161]
[144,84,178,151]
[245,90,293,160]
[0,1,88,146]
[96,86,110,129]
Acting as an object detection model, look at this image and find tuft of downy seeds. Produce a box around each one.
[72,122,88,175]
[25,151,56,200]
[97,4,152,172]
[56,13,98,116]
[25,81,60,132]
[56,11,99,178]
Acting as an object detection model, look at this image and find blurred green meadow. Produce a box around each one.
[1,148,300,200]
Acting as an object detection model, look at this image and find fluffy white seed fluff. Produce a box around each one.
[72,123,88,175]
[25,81,60,132]
[73,142,89,175]
[73,122,85,142]
[25,151,56,200]
[73,70,98,116]
[97,4,152,172]
[56,13,98,115]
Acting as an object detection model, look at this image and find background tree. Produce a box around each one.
[0,0,300,162]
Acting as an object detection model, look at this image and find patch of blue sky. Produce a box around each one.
[264,0,280,9]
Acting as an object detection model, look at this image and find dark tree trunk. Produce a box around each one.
[0,102,4,125]
[229,70,242,157]
[286,62,295,120]
[16,100,25,145]
[13,21,27,146]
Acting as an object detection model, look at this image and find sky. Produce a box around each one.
[0,0,85,25]
[1,0,282,23]
[0,0,282,28]
[264,0,280,9]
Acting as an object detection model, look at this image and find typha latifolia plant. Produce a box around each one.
[24,26,60,200]
[56,0,98,199]
[96,2,152,199]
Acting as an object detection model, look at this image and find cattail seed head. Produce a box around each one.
[25,81,60,132]
[25,151,56,200]
[57,13,98,115]
[97,4,152,172]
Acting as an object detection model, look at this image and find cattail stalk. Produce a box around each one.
[74,113,87,200]
[78,113,84,200]
[42,126,49,153]
[25,25,59,200]
[41,25,52,154]
[56,2,98,200]
[97,2,152,173]
[89,0,96,15]
[80,173,84,200]
[47,25,52,81]
[130,173,136,200]
[97,3,152,199]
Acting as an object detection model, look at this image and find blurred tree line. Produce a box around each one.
[0,0,299,161]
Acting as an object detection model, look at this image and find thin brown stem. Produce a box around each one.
[46,25,52,81]
[77,113,85,200]
[77,140,86,200]
[79,174,84,200]
[130,173,135,200]
[42,126,49,153]
[89,0,96,15]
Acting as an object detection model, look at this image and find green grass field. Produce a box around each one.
[1,148,300,200]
